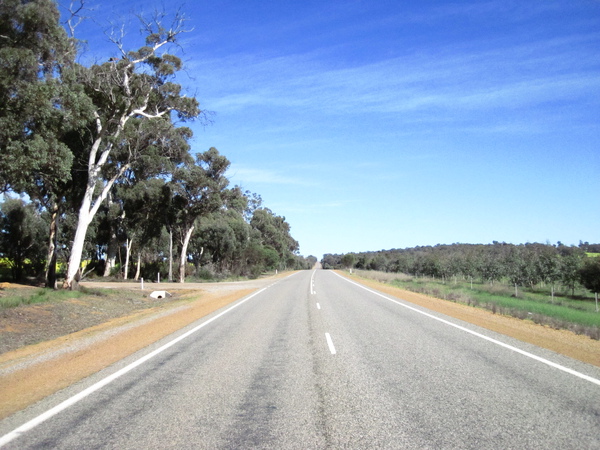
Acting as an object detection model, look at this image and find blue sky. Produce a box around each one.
[66,0,599,258]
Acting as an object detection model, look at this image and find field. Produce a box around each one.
[351,270,600,340]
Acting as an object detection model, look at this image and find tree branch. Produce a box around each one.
[62,0,89,38]
[89,162,131,219]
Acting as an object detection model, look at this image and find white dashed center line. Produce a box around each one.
[325,333,337,355]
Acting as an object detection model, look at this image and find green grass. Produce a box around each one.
[0,287,85,309]
[351,269,600,339]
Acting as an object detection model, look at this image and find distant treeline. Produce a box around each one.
[321,242,600,297]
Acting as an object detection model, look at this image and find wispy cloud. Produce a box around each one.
[227,166,316,187]
[190,32,599,131]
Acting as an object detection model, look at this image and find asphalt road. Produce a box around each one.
[2,270,600,448]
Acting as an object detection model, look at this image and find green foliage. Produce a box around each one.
[0,196,48,281]
[171,148,231,228]
[579,257,600,294]
[0,0,86,195]
[250,207,299,269]
[341,253,356,268]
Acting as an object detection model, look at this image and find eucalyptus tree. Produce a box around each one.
[340,253,356,269]
[191,187,249,275]
[63,12,200,288]
[0,0,79,193]
[115,177,171,279]
[250,208,299,270]
[502,246,527,297]
[170,148,230,283]
[0,0,93,287]
[193,212,239,273]
[306,255,318,268]
[94,113,194,280]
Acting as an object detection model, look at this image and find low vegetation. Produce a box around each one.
[0,284,112,310]
[351,269,600,340]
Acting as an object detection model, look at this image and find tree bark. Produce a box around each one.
[134,252,141,281]
[44,201,59,289]
[103,232,117,277]
[103,194,118,277]
[64,188,94,289]
[64,160,130,289]
[124,235,134,280]
[168,228,173,282]
[179,224,195,283]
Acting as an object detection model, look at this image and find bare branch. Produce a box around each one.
[131,108,172,119]
[62,0,89,38]
[89,162,131,219]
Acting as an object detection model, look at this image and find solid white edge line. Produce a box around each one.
[333,272,600,386]
[0,285,272,448]
[325,333,337,355]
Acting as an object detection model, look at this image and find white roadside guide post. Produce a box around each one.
[141,278,144,290]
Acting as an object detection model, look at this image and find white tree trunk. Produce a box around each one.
[124,235,134,280]
[103,194,117,277]
[65,192,94,288]
[103,255,116,277]
[179,224,195,283]
[168,228,173,282]
[134,252,141,281]
[64,161,130,289]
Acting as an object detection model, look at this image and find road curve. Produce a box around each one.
[1,270,599,448]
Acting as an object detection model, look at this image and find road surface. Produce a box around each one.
[1,270,599,448]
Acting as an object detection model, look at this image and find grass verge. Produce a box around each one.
[0,287,87,309]
[352,270,600,340]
